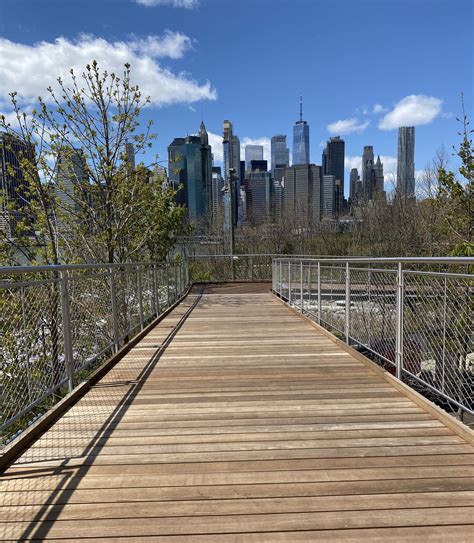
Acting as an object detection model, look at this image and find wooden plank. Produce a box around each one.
[3,507,474,539]
[2,491,473,522]
[2,287,473,540]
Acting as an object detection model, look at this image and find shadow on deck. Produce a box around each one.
[1,283,473,541]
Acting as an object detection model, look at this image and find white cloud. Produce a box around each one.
[241,137,271,166]
[128,31,192,59]
[208,131,223,163]
[345,155,362,172]
[0,34,216,109]
[373,103,387,114]
[380,155,397,175]
[327,118,370,135]
[135,0,198,8]
[378,94,442,130]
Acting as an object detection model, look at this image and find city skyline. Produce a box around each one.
[0,0,472,198]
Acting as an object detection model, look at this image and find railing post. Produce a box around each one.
[345,262,350,343]
[149,265,156,316]
[174,262,179,301]
[166,264,170,308]
[137,266,144,330]
[109,267,120,352]
[250,255,254,282]
[300,260,304,311]
[153,265,160,316]
[307,264,312,313]
[317,261,321,324]
[60,270,74,392]
[395,262,404,380]
[279,260,282,297]
[288,260,291,304]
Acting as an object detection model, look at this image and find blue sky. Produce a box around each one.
[0,0,472,195]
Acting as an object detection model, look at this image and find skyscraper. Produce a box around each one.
[283,163,320,224]
[362,145,374,198]
[397,126,415,197]
[245,145,263,171]
[244,170,272,224]
[324,136,345,213]
[271,135,289,174]
[349,168,359,203]
[211,166,224,223]
[167,122,212,222]
[123,142,135,170]
[292,96,310,165]
[0,133,36,237]
[361,146,385,201]
[373,155,385,197]
[223,120,241,224]
[56,147,88,213]
[321,175,336,220]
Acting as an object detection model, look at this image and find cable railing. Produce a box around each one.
[272,257,474,417]
[188,253,344,282]
[0,260,189,445]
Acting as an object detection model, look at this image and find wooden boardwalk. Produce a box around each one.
[1,283,473,541]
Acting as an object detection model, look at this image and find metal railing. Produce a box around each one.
[0,260,189,444]
[188,253,343,283]
[273,257,474,416]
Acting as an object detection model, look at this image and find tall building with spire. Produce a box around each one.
[373,155,385,197]
[360,146,385,201]
[292,96,310,165]
[397,126,415,197]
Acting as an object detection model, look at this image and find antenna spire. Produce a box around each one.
[299,95,303,122]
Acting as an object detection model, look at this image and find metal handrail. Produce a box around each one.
[272,256,473,417]
[0,259,190,444]
[0,260,166,275]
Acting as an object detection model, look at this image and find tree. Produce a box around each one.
[0,61,185,265]
[437,98,473,256]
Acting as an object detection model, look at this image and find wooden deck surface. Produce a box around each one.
[1,284,473,541]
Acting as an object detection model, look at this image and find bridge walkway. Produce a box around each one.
[1,283,473,541]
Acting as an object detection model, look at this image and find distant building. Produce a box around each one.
[55,147,88,212]
[373,155,385,197]
[321,175,335,219]
[272,165,286,223]
[292,96,310,165]
[249,160,268,172]
[167,122,212,222]
[123,142,135,170]
[223,120,241,224]
[323,136,345,214]
[245,145,264,171]
[0,132,36,237]
[361,145,385,201]
[283,163,321,224]
[349,167,360,203]
[271,135,289,174]
[244,170,272,223]
[397,126,415,197]
[362,145,374,198]
[211,167,224,223]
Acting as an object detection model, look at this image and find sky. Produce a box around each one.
[0,0,472,196]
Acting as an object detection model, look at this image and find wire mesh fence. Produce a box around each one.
[0,260,188,445]
[273,257,474,417]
